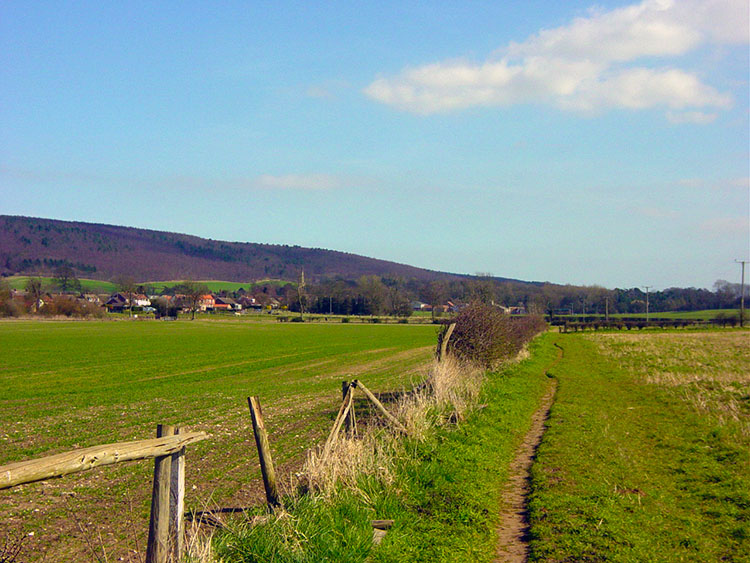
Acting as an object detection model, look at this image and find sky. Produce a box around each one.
[1,0,748,290]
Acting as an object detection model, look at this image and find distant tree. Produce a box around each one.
[114,275,137,317]
[0,278,18,317]
[180,280,209,320]
[422,280,448,321]
[297,269,307,317]
[54,265,80,294]
[25,277,44,313]
[358,275,386,315]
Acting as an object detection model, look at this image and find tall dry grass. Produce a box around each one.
[302,355,484,497]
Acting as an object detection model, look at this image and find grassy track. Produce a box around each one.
[214,333,558,562]
[0,320,436,561]
[528,330,749,561]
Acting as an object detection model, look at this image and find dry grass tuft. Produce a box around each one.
[302,355,484,496]
[587,331,750,438]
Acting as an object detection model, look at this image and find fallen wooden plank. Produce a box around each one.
[0,431,209,490]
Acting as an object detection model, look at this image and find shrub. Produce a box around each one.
[341,317,350,323]
[39,296,105,318]
[443,303,546,369]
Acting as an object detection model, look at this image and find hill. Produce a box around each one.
[0,215,493,284]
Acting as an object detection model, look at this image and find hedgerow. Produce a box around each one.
[443,303,547,369]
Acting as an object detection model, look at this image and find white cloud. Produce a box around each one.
[365,0,745,119]
[699,216,750,237]
[666,110,718,124]
[636,206,679,219]
[254,174,341,191]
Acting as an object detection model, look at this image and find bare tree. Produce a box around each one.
[54,265,80,294]
[181,280,209,320]
[114,275,137,317]
[297,269,307,318]
[25,278,43,313]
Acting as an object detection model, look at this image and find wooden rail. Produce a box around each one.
[0,431,208,490]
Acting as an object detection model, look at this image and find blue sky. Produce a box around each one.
[1,0,748,289]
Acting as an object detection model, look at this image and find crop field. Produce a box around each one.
[0,320,437,561]
[529,330,749,561]
[5,276,118,293]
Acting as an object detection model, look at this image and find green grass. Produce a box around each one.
[611,309,742,320]
[149,278,290,293]
[4,276,290,294]
[5,275,118,293]
[0,320,436,561]
[215,334,558,562]
[528,331,749,562]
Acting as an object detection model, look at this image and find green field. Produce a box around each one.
[4,276,289,294]
[148,278,290,293]
[5,275,118,293]
[0,320,437,561]
[528,330,749,561]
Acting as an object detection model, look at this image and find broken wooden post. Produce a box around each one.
[371,519,394,545]
[169,426,185,562]
[322,385,354,458]
[0,433,208,490]
[351,380,408,434]
[342,380,357,436]
[147,424,173,563]
[342,381,351,433]
[437,322,456,362]
[247,397,280,509]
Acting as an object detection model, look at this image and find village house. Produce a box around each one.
[198,294,215,311]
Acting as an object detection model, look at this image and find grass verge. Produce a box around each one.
[528,332,749,562]
[211,333,558,562]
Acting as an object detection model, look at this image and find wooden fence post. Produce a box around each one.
[351,380,408,435]
[322,385,354,458]
[342,381,357,436]
[169,426,185,562]
[247,397,280,509]
[437,322,456,362]
[147,424,173,563]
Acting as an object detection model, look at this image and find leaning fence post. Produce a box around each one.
[247,397,280,509]
[341,381,357,435]
[437,322,456,362]
[169,426,185,562]
[146,424,173,563]
[351,380,408,434]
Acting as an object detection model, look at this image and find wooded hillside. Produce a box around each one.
[0,215,492,284]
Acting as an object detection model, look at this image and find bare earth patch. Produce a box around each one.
[495,344,562,562]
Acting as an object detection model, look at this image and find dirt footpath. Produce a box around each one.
[495,344,561,562]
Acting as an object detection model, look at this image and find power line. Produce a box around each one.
[735,260,748,328]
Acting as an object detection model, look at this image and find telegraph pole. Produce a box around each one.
[736,260,747,328]
[643,286,652,323]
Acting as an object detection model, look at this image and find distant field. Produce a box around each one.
[0,320,437,561]
[4,276,289,294]
[149,278,290,292]
[5,275,117,293]
[529,330,749,561]
[612,309,741,320]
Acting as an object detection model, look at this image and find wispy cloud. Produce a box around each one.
[636,206,679,219]
[254,174,341,191]
[698,216,750,237]
[666,110,718,124]
[365,0,745,120]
